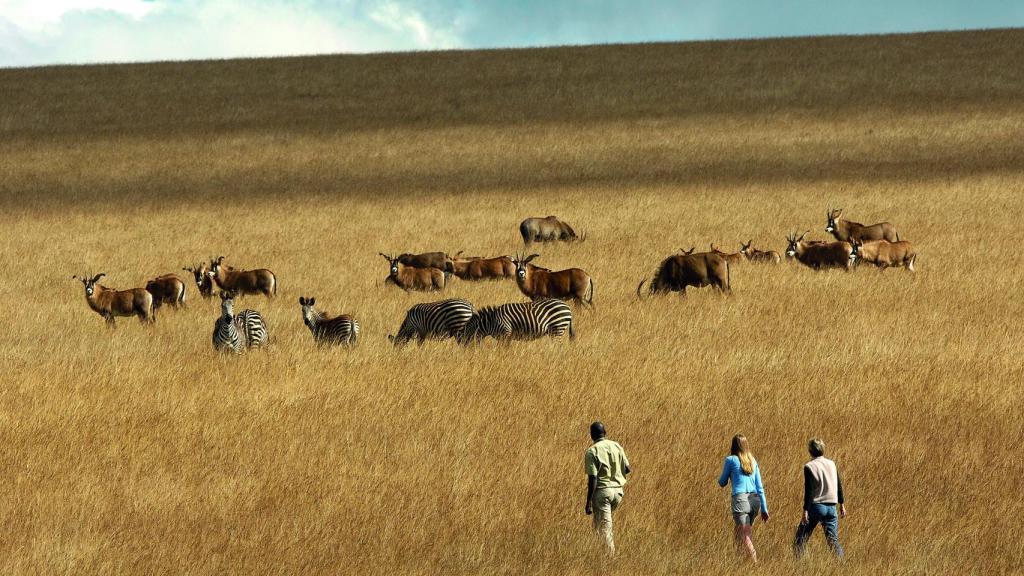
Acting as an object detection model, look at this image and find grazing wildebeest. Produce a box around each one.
[739,240,782,264]
[448,252,516,281]
[183,262,214,299]
[458,299,575,344]
[511,253,594,308]
[210,256,277,297]
[389,298,474,347]
[710,243,744,265]
[826,208,900,243]
[785,231,854,271]
[397,251,454,273]
[145,274,186,309]
[298,296,359,346]
[380,253,447,292]
[212,291,268,354]
[519,216,586,245]
[73,273,154,326]
[850,239,917,271]
[636,251,731,298]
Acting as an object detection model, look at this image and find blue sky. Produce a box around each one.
[2,1,1022,68]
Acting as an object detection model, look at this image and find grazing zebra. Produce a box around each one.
[388,298,474,347]
[299,296,359,346]
[212,291,268,353]
[458,298,574,344]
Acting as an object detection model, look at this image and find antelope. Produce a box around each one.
[396,251,454,273]
[785,231,854,270]
[826,208,900,243]
[145,274,186,309]
[209,256,277,298]
[710,243,744,265]
[183,262,213,299]
[511,253,594,308]
[298,296,360,346]
[380,253,447,292]
[519,216,586,244]
[637,251,730,298]
[73,273,154,326]
[850,239,917,271]
[447,252,516,281]
[678,247,696,255]
[739,240,781,264]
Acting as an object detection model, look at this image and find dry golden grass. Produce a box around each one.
[1,29,1023,575]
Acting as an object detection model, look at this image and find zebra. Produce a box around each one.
[299,296,359,346]
[212,291,268,353]
[458,298,574,344]
[388,298,475,347]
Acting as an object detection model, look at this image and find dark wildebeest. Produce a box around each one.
[183,262,213,299]
[210,256,277,297]
[511,253,594,307]
[447,252,516,281]
[785,231,854,270]
[850,239,917,271]
[380,253,447,292]
[519,216,586,245]
[710,243,744,265]
[396,251,454,273]
[73,273,155,326]
[145,274,186,309]
[826,208,900,243]
[636,251,731,298]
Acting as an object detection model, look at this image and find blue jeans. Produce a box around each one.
[793,503,844,559]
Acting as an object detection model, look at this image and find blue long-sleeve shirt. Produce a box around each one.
[718,455,769,513]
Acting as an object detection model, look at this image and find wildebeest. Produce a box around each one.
[396,251,454,273]
[739,240,781,264]
[145,274,186,309]
[710,243,744,265]
[519,216,586,245]
[511,253,594,307]
[785,231,854,270]
[298,296,359,346]
[826,208,900,243]
[183,262,214,299]
[73,273,154,326]
[380,253,447,292]
[636,251,731,298]
[210,256,277,297]
[448,252,516,281]
[388,298,474,347]
[850,239,917,271]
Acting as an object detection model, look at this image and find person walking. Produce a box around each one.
[584,421,630,556]
[717,434,769,562]
[793,437,846,559]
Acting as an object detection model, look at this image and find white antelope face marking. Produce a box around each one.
[517,268,526,278]
[86,285,94,296]
[391,265,398,275]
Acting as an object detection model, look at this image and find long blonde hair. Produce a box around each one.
[731,434,755,475]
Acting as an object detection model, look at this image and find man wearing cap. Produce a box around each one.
[584,421,631,555]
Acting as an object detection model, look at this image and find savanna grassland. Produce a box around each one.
[2,29,1023,575]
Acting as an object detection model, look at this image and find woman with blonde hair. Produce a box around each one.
[718,434,769,562]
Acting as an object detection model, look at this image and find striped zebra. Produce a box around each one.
[458,298,574,344]
[299,296,359,346]
[212,291,268,353]
[388,298,474,347]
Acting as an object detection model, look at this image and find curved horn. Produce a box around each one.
[91,273,105,283]
[525,253,539,262]
[636,279,647,300]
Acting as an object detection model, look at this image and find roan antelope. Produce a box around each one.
[850,239,917,271]
[511,253,594,308]
[739,240,781,264]
[826,208,900,243]
[145,274,186,309]
[183,262,213,299]
[637,250,731,299]
[519,216,586,245]
[210,256,277,298]
[73,273,154,326]
[785,231,854,271]
[380,253,448,292]
[710,243,744,265]
[448,252,516,281]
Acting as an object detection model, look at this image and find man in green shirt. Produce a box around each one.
[584,421,631,556]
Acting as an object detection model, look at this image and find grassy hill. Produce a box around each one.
[1,29,1022,574]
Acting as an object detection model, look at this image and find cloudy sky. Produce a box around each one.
[2,0,1022,68]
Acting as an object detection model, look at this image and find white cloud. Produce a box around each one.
[0,0,464,67]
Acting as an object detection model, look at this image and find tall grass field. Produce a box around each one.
[1,29,1022,574]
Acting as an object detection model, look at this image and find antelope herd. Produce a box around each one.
[73,211,915,352]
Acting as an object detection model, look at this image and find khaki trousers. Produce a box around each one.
[592,487,624,555]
